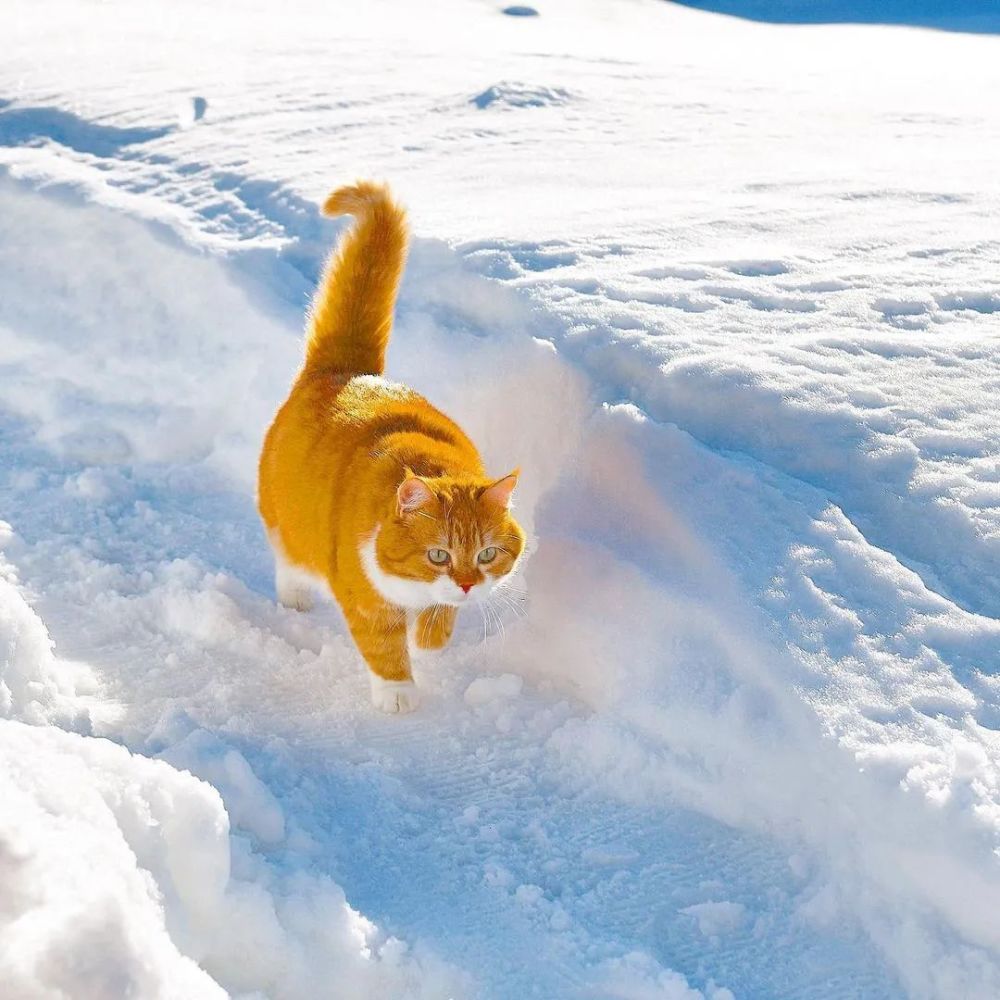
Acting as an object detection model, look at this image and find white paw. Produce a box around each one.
[277,584,314,612]
[370,676,420,714]
[271,540,318,612]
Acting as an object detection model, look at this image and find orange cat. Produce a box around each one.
[258,181,525,713]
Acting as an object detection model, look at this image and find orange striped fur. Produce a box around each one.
[258,181,525,713]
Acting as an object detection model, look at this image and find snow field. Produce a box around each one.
[2,0,1000,996]
[0,173,896,999]
[0,162,990,998]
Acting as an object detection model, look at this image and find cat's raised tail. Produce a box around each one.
[304,181,409,376]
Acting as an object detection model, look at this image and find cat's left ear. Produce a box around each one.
[479,470,519,509]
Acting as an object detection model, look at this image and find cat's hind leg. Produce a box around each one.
[276,562,315,612]
[269,533,315,612]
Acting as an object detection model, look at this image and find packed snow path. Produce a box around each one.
[2,1,1000,998]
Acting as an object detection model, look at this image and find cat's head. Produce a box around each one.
[367,470,525,608]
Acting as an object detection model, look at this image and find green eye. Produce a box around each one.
[428,548,450,565]
[477,547,498,565]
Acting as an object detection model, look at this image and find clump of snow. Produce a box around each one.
[593,952,722,1000]
[471,82,572,109]
[679,901,747,940]
[464,672,523,706]
[0,524,93,730]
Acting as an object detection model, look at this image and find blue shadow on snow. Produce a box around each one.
[0,105,173,156]
[666,0,1000,32]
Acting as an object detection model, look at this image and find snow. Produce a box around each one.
[464,673,524,707]
[2,0,1000,997]
[679,901,747,940]
[0,721,228,1000]
[0,560,468,1000]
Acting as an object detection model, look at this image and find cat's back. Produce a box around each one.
[333,373,427,426]
[294,371,468,445]
[330,373,482,470]
[260,371,481,506]
[259,369,482,572]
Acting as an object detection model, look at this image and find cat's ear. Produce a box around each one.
[397,473,435,514]
[479,470,519,509]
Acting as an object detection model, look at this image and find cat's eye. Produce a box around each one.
[428,548,450,565]
[477,547,498,565]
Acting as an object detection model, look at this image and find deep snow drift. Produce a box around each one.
[2,1,1000,997]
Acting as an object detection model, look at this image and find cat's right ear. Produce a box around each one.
[397,474,435,515]
[479,470,519,509]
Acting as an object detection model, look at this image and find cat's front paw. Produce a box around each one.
[370,676,420,714]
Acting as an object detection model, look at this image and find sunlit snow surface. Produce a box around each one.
[2,1,999,997]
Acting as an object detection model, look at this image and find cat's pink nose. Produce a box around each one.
[460,583,473,594]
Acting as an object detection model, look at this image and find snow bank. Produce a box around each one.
[512,403,1000,997]
[0,721,228,1000]
[0,547,467,999]
[0,719,466,1000]
[0,176,294,492]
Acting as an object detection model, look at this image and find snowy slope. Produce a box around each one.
[2,1,1000,997]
